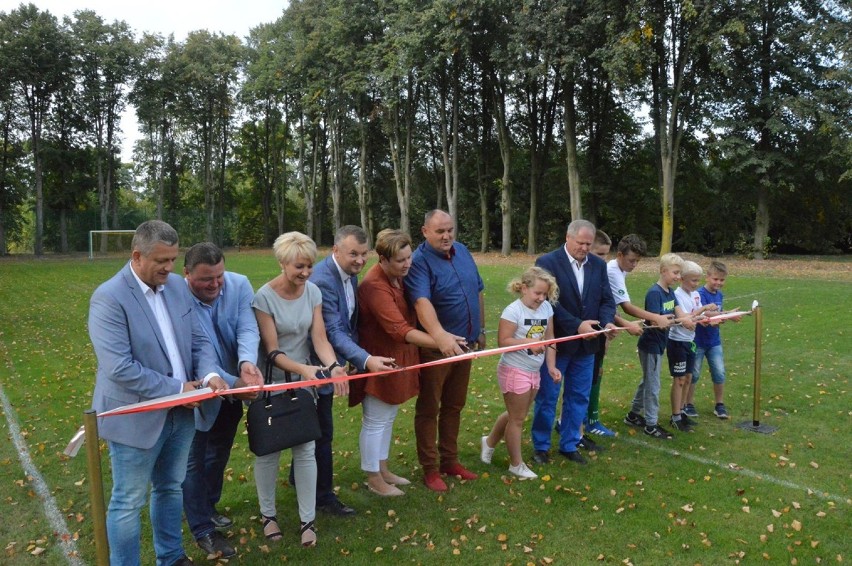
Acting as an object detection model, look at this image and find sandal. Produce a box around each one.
[262,515,283,541]
[300,520,317,547]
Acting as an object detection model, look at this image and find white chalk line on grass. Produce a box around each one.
[471,395,849,506]
[0,344,84,565]
[620,435,850,505]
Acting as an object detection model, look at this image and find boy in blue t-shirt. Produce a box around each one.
[683,261,742,419]
[624,253,686,439]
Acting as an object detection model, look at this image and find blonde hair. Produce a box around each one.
[507,266,559,303]
[659,253,685,271]
[707,260,728,276]
[681,260,703,277]
[375,228,412,260]
[273,231,317,265]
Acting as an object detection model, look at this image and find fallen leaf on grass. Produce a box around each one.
[791,520,802,531]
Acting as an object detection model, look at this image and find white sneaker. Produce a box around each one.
[480,436,494,464]
[508,461,538,479]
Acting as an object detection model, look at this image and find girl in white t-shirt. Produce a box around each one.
[481,266,561,479]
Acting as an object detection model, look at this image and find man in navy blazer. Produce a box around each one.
[303,225,395,516]
[530,219,618,465]
[89,221,227,566]
[181,243,263,558]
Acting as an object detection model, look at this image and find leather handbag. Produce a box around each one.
[246,350,321,456]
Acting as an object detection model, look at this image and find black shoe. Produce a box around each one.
[196,531,236,558]
[317,498,356,517]
[171,556,194,566]
[578,435,605,452]
[669,417,693,432]
[532,450,550,465]
[211,511,233,529]
[558,450,588,465]
[679,413,697,428]
[624,412,646,427]
[643,424,673,439]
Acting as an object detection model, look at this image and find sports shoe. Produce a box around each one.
[480,436,494,464]
[624,412,646,427]
[508,462,538,479]
[680,413,697,428]
[532,450,550,465]
[669,416,693,432]
[585,421,617,437]
[714,403,729,419]
[643,424,673,439]
[682,403,699,418]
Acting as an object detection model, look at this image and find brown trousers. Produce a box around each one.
[414,349,472,473]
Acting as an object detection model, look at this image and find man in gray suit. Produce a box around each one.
[89,220,227,566]
[181,243,263,558]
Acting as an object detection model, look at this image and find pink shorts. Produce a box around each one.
[497,363,541,395]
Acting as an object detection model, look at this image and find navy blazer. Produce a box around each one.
[535,245,616,356]
[309,255,370,372]
[88,263,220,449]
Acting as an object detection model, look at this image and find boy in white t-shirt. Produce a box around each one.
[667,261,716,432]
[481,267,561,479]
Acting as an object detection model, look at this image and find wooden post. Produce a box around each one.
[84,410,109,565]
[751,303,763,426]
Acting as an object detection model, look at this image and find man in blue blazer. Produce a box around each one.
[181,243,263,558]
[303,225,395,516]
[89,220,227,566]
[530,219,618,465]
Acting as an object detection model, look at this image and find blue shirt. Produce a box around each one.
[405,241,485,343]
[694,286,724,348]
[637,283,677,355]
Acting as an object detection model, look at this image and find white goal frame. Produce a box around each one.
[88,230,136,260]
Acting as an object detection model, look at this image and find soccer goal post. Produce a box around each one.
[88,230,136,260]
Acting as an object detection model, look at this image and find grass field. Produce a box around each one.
[0,251,849,565]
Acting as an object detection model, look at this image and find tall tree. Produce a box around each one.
[68,10,137,241]
[1,4,72,255]
[172,31,244,243]
[715,0,851,258]
[612,0,723,255]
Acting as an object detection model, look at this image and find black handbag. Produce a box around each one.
[246,350,322,456]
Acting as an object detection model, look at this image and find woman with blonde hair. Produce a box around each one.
[251,232,347,547]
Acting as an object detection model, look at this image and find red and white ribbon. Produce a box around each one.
[97,327,613,418]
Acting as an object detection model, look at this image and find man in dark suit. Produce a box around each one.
[530,219,617,465]
[181,243,263,558]
[89,220,227,566]
[304,225,395,516]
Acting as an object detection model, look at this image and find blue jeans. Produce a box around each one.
[107,408,195,566]
[183,399,243,539]
[531,352,594,453]
[693,344,726,385]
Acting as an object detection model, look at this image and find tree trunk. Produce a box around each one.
[563,79,582,221]
[493,85,512,256]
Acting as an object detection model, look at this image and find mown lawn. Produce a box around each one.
[0,251,849,565]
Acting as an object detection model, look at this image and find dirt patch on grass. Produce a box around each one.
[467,251,852,282]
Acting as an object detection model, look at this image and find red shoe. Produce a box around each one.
[440,462,478,480]
[423,471,448,492]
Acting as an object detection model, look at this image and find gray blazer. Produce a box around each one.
[89,262,219,449]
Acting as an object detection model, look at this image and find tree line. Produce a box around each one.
[1,0,850,257]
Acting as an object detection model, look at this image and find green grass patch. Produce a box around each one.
[0,252,849,564]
